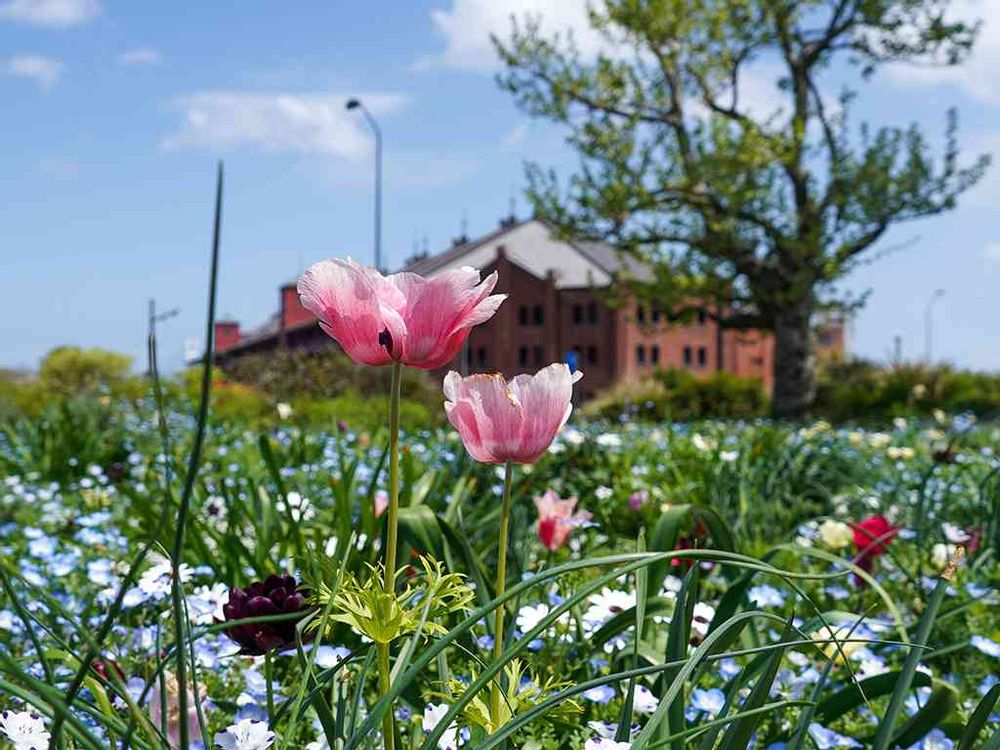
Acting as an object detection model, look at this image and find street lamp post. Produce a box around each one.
[924,288,945,365]
[346,98,383,272]
[147,298,180,376]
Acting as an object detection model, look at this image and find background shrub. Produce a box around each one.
[814,359,1000,421]
[583,367,769,422]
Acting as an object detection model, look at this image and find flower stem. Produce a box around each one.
[378,360,402,750]
[264,650,275,725]
[490,459,515,730]
[385,360,402,593]
[377,642,395,750]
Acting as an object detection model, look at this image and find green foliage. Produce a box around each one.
[38,346,134,397]
[0,396,130,484]
[179,366,273,423]
[290,390,439,433]
[584,368,769,422]
[815,358,1000,420]
[495,0,990,416]
[311,557,474,645]
[218,347,444,420]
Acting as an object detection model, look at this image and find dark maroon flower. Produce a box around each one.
[221,574,311,655]
[91,658,126,683]
[932,446,956,464]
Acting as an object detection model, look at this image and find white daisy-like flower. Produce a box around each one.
[516,603,551,633]
[214,718,275,750]
[584,588,636,628]
[585,739,632,750]
[423,704,459,750]
[0,710,50,750]
[632,684,659,714]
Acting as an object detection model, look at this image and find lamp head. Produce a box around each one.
[345,98,361,110]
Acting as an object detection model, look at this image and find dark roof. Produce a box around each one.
[402,217,653,283]
[568,238,654,282]
[401,217,533,275]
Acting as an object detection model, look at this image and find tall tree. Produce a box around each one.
[495,0,989,417]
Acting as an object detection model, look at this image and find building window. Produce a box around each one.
[477,347,488,367]
[532,305,544,325]
[818,331,834,347]
[518,345,529,367]
[751,356,764,367]
[651,345,660,365]
[587,302,599,324]
[518,306,529,326]
[636,345,646,365]
[651,304,661,323]
[696,309,708,325]
[533,345,544,366]
[587,346,597,365]
[697,346,707,367]
[572,304,583,325]
[683,346,693,366]
[637,305,646,324]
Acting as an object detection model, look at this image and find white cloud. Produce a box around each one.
[118,47,161,66]
[162,92,408,158]
[501,122,527,150]
[886,0,1000,103]
[6,54,61,89]
[984,243,1000,263]
[38,157,80,177]
[418,0,606,72]
[0,0,99,27]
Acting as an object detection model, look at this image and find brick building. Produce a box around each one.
[213,218,845,399]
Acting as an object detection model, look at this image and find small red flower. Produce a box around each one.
[852,515,898,557]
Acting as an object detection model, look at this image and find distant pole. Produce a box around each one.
[147,298,156,376]
[924,289,944,364]
[893,335,902,366]
[147,298,181,376]
[346,98,383,272]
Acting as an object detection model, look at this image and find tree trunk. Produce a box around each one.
[771,303,816,419]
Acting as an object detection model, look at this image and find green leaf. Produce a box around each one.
[662,564,698,750]
[958,682,1000,750]
[890,681,959,749]
[397,504,444,559]
[590,597,676,651]
[718,618,794,750]
[871,574,951,750]
[817,671,932,723]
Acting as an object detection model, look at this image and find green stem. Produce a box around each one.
[385,360,402,593]
[377,642,395,750]
[264,650,275,725]
[490,459,515,731]
[377,360,402,750]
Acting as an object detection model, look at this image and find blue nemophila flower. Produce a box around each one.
[907,728,953,749]
[970,635,1000,658]
[808,722,862,748]
[748,584,785,607]
[689,687,725,717]
[582,684,615,703]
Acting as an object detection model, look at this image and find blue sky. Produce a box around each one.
[1,0,998,374]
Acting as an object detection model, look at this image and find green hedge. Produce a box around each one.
[814,359,1000,420]
[583,368,769,422]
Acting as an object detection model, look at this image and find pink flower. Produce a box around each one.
[374,489,389,518]
[444,363,583,464]
[533,490,591,550]
[149,672,203,749]
[297,259,505,370]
